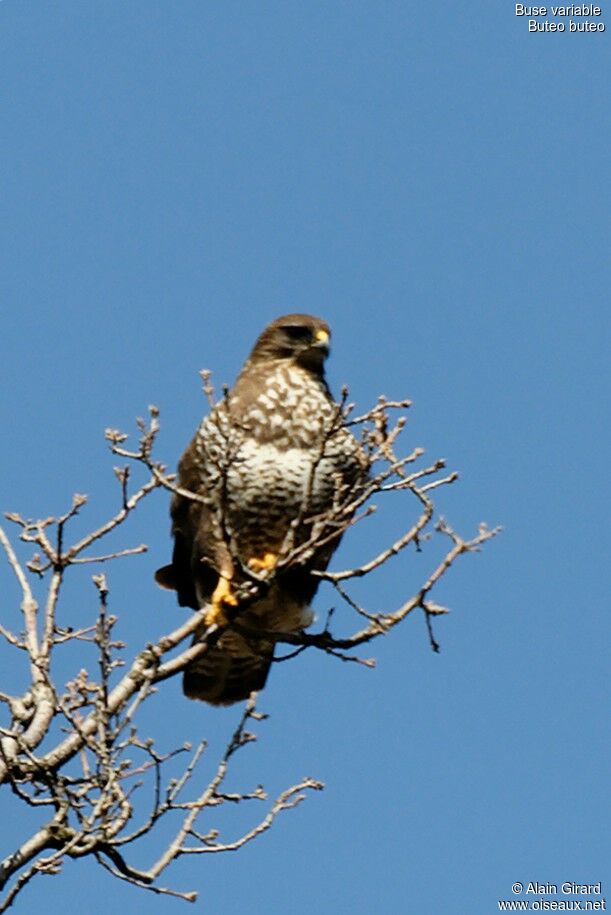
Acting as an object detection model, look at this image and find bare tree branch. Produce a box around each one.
[0,387,498,909]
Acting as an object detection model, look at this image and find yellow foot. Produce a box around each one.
[248,552,278,574]
[205,576,238,627]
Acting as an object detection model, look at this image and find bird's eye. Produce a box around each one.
[283,325,312,341]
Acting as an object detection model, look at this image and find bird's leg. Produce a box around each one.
[206,574,239,628]
[247,551,279,574]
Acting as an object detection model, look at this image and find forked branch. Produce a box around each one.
[0,386,498,909]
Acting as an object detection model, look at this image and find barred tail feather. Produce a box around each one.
[183,629,274,706]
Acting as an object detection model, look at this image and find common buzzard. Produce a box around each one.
[156,314,365,704]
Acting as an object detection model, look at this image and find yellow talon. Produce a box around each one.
[248,552,278,573]
[206,575,238,627]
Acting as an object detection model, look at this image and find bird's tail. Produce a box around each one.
[183,626,274,705]
[182,591,313,705]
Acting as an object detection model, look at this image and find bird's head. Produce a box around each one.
[250,313,331,372]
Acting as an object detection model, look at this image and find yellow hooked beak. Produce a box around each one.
[314,328,330,347]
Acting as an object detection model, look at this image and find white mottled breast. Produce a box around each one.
[193,361,364,557]
[227,439,338,513]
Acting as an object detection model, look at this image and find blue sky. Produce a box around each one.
[1,2,609,913]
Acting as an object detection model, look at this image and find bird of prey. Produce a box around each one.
[156,314,366,705]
